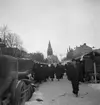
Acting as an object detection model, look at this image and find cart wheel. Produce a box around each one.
[14,80,26,105]
[25,85,34,101]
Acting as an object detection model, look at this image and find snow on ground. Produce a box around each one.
[25,78,100,105]
[89,83,100,90]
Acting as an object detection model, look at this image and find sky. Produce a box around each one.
[0,0,100,58]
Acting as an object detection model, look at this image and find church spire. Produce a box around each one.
[47,41,53,56]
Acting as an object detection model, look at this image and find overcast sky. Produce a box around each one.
[0,0,99,58]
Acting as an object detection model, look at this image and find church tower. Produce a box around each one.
[47,41,53,56]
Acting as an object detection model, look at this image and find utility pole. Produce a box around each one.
[93,53,97,83]
[92,47,97,83]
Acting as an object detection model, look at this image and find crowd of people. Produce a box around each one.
[32,62,65,83]
[30,59,85,97]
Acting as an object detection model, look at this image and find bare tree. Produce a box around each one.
[8,33,23,57]
[0,25,24,57]
[31,52,45,62]
[13,33,23,49]
[6,32,15,47]
[0,25,10,45]
[0,25,22,49]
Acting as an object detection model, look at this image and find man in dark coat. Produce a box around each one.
[55,64,62,81]
[49,64,55,81]
[66,59,79,97]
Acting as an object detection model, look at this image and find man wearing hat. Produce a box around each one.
[66,58,79,97]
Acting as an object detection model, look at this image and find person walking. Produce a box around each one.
[65,59,80,97]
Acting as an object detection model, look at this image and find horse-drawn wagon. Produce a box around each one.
[0,55,35,105]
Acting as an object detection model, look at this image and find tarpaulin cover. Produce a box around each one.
[0,55,18,97]
[84,58,94,73]
[94,56,100,73]
[18,58,33,72]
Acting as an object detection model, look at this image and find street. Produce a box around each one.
[26,78,100,105]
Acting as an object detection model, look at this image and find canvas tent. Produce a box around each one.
[82,50,100,83]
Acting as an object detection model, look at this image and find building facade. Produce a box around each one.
[73,43,92,58]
